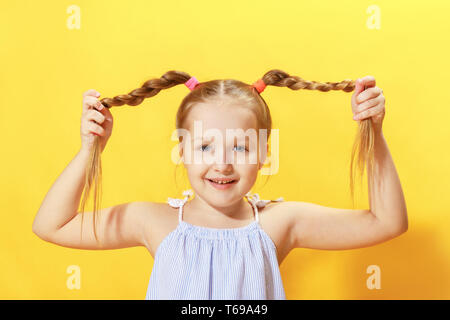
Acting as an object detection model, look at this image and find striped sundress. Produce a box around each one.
[145,189,286,300]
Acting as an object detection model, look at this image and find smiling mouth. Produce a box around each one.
[205,178,238,190]
[206,178,238,185]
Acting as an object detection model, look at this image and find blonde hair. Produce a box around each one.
[80,69,374,243]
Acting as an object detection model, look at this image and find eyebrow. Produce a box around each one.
[191,136,250,144]
[191,136,214,142]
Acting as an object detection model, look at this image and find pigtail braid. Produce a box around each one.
[100,71,192,108]
[80,70,192,244]
[260,69,373,207]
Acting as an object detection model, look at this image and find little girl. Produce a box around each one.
[32,70,408,300]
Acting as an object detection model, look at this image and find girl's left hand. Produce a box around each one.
[351,76,385,132]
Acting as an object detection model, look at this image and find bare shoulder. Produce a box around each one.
[259,200,295,231]
[139,201,180,258]
[257,201,295,265]
[258,200,291,220]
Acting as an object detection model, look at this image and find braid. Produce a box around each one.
[259,69,370,207]
[80,70,192,244]
[100,70,192,108]
[261,69,355,92]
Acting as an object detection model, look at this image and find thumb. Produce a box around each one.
[354,78,365,95]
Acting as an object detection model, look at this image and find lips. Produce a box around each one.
[205,178,238,190]
[207,178,237,184]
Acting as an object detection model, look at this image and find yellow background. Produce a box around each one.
[1,0,449,299]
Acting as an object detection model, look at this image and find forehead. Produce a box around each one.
[185,102,257,133]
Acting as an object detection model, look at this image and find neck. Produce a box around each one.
[185,194,254,223]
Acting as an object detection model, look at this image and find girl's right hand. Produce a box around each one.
[80,89,114,153]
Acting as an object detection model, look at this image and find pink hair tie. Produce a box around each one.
[185,76,199,91]
[252,79,266,93]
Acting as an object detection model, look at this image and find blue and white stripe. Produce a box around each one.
[145,190,286,300]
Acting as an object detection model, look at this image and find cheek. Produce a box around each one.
[185,164,209,180]
[235,165,259,180]
[240,171,258,189]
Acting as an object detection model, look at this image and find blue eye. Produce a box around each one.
[200,145,211,152]
[200,145,247,152]
[234,145,248,152]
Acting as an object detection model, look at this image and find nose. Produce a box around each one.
[211,144,234,172]
[213,161,233,175]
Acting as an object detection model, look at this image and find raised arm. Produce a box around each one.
[285,131,408,250]
[284,132,408,250]
[285,77,408,250]
[32,148,154,250]
[32,89,153,250]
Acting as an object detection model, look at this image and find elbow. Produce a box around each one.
[32,223,44,239]
[398,212,409,234]
[373,211,408,237]
[32,220,51,241]
[32,220,40,236]
[32,228,53,242]
[394,224,408,236]
[389,219,408,237]
[32,214,43,236]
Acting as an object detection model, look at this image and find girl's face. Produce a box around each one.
[180,101,267,208]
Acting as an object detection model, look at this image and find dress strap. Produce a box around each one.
[167,189,193,223]
[167,189,283,224]
[244,192,284,223]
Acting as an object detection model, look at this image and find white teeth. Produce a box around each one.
[211,179,234,184]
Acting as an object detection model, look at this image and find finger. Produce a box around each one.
[100,105,113,122]
[83,96,104,112]
[89,122,105,136]
[351,78,365,110]
[83,89,101,99]
[355,96,380,115]
[353,104,383,121]
[359,75,376,89]
[353,78,365,96]
[87,109,106,125]
[356,86,382,104]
